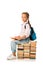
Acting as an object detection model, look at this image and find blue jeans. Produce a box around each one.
[11,37,30,52]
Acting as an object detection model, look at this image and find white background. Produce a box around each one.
[0,0,43,65]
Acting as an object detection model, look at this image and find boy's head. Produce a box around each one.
[22,12,29,22]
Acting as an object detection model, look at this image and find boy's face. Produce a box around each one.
[22,14,28,22]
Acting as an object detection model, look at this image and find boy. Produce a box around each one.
[7,12,31,60]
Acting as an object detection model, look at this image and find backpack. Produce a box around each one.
[30,27,36,40]
[24,23,36,40]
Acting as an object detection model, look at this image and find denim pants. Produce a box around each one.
[11,37,30,52]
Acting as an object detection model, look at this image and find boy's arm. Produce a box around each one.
[10,35,26,40]
[16,35,26,40]
[10,36,21,40]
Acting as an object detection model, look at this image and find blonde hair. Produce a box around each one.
[22,12,31,27]
[22,12,29,18]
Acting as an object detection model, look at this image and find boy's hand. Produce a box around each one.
[14,36,21,40]
[10,36,21,40]
[10,37,16,40]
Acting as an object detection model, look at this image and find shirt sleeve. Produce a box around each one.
[25,24,31,38]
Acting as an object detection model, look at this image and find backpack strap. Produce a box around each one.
[24,22,31,29]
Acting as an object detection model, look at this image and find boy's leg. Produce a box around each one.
[7,39,30,60]
[7,40,17,60]
[11,40,21,56]
[11,38,30,56]
[11,40,16,56]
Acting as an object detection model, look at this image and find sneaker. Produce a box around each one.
[7,54,16,60]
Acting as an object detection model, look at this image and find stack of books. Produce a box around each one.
[16,41,36,59]
[30,41,36,59]
[16,43,30,59]
[23,43,30,58]
[17,44,24,59]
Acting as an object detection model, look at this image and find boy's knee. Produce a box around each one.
[11,40,16,44]
[11,40,19,46]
